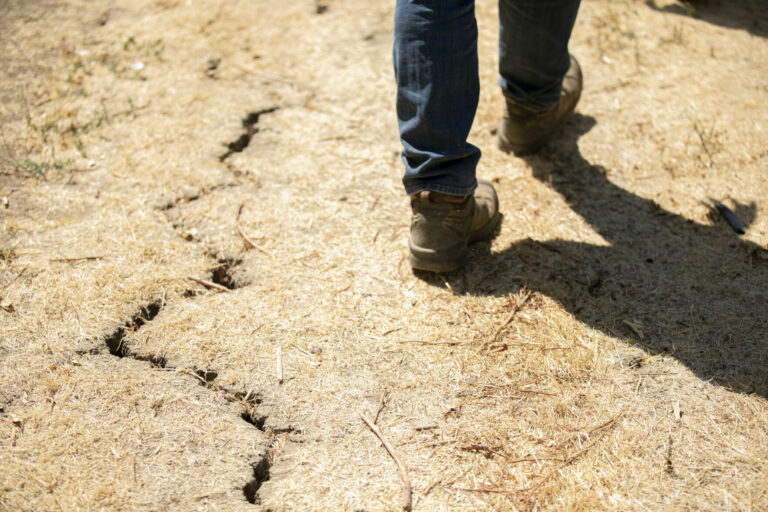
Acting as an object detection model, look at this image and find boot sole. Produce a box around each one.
[408,240,467,274]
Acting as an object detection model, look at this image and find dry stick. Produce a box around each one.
[395,339,466,346]
[423,479,442,496]
[453,486,510,495]
[177,368,208,385]
[276,346,283,384]
[489,288,532,345]
[236,203,272,256]
[373,389,388,424]
[586,416,618,436]
[360,413,412,512]
[510,387,557,396]
[188,276,229,293]
[49,256,103,263]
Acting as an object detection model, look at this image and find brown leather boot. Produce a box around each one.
[408,179,500,273]
[497,55,583,156]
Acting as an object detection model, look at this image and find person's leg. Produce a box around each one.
[497,0,583,155]
[498,0,581,111]
[394,0,480,196]
[394,0,500,273]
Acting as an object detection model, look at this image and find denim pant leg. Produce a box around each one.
[498,0,581,111]
[394,0,480,196]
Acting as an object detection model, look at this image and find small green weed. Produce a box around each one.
[19,158,73,178]
[26,115,57,144]
[693,122,721,168]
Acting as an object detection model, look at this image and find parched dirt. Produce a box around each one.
[1,0,767,510]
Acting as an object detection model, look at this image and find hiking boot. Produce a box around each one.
[497,55,583,156]
[408,179,500,273]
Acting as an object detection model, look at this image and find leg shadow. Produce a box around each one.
[456,113,768,397]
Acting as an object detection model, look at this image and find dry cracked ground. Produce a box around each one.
[1,0,768,510]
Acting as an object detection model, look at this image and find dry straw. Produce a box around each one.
[1,0,768,510]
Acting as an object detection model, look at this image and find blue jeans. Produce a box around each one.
[394,0,581,195]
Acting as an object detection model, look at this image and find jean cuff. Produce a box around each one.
[498,76,560,112]
[404,180,477,197]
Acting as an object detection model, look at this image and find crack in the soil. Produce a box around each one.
[241,409,267,430]
[219,107,279,162]
[157,183,236,212]
[99,300,275,505]
[196,368,219,382]
[158,193,252,291]
[243,456,271,504]
[104,301,164,362]
[108,107,284,505]
[211,258,242,290]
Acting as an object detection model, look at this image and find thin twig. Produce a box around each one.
[490,288,532,344]
[454,486,511,495]
[360,412,412,511]
[373,389,388,424]
[510,387,557,396]
[177,368,208,384]
[188,276,229,292]
[394,339,466,346]
[276,345,283,383]
[461,444,505,458]
[423,479,442,496]
[236,203,272,256]
[49,256,103,263]
[586,416,618,436]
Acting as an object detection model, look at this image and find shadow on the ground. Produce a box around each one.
[418,113,768,398]
[645,0,768,38]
